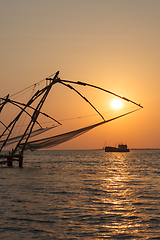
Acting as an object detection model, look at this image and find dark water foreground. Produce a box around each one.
[0,149,160,239]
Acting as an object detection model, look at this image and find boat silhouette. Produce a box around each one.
[105,144,130,152]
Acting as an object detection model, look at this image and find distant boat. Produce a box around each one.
[105,144,130,152]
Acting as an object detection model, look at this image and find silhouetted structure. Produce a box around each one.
[105,144,130,152]
[0,71,142,167]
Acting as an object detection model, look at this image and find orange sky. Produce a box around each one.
[0,0,160,149]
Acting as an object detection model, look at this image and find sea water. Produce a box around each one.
[0,149,160,239]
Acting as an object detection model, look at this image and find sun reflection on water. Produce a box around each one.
[97,153,139,236]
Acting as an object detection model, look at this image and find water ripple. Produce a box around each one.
[0,149,160,239]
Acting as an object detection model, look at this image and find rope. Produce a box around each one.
[10,72,57,98]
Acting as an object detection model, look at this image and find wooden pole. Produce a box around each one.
[7,156,12,167]
[19,154,23,168]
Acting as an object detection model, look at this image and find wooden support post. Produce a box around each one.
[19,155,23,168]
[7,156,13,167]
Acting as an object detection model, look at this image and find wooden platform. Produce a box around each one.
[0,154,23,167]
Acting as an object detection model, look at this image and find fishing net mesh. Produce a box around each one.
[21,109,138,151]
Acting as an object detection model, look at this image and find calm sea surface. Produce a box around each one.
[0,149,160,239]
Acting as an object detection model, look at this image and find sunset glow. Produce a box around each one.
[0,0,160,149]
[111,99,122,109]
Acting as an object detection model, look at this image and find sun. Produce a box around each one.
[111,99,122,109]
